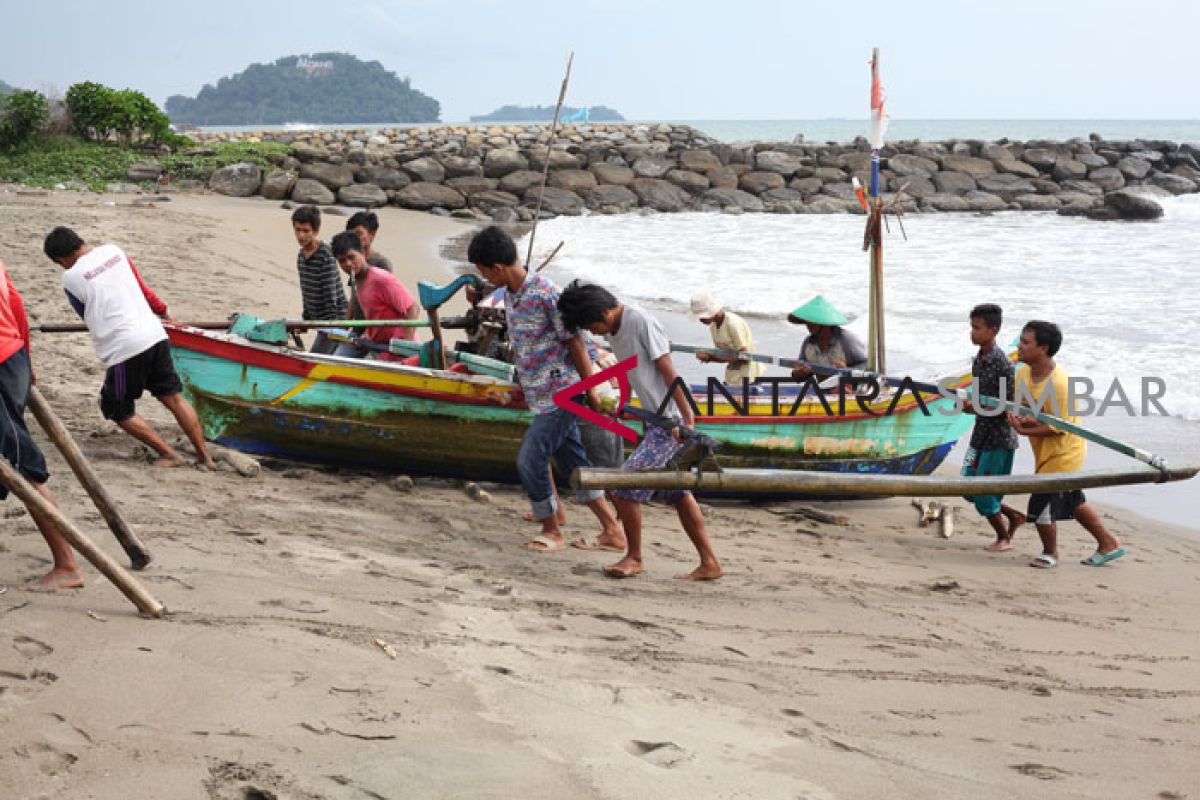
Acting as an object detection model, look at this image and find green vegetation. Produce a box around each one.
[0,90,50,149]
[165,52,440,125]
[470,104,625,123]
[0,137,288,191]
[65,82,183,146]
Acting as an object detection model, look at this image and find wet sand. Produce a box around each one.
[2,188,1199,799]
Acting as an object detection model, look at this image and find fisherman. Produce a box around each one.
[690,291,763,386]
[0,258,84,591]
[329,231,418,362]
[559,280,723,581]
[291,205,346,355]
[1009,320,1124,569]
[43,227,216,470]
[787,295,868,379]
[466,226,624,554]
[960,303,1025,552]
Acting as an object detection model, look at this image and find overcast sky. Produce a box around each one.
[3,0,1197,122]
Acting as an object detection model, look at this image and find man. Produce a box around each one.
[559,281,723,581]
[787,295,867,379]
[292,205,347,355]
[329,231,418,361]
[1009,320,1124,569]
[466,226,624,553]
[690,290,763,386]
[1,258,84,591]
[42,227,215,470]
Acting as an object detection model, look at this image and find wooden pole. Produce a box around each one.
[572,464,1199,496]
[40,319,428,334]
[525,52,575,266]
[26,387,152,569]
[0,460,164,617]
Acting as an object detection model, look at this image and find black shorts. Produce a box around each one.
[1,348,49,499]
[100,340,182,422]
[1028,490,1086,524]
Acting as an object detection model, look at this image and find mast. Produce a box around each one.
[866,48,888,374]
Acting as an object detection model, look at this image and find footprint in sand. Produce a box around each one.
[1011,762,1070,780]
[13,741,78,776]
[13,635,53,659]
[627,740,692,769]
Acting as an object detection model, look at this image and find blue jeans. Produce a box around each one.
[517,407,603,519]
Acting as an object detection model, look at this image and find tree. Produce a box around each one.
[0,90,50,149]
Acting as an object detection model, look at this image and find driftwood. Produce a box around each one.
[207,443,261,478]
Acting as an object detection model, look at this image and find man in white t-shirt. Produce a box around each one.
[44,227,215,469]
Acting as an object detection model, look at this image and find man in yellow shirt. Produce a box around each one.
[1009,320,1124,569]
[690,291,764,386]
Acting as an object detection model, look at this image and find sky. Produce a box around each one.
[2,0,1198,122]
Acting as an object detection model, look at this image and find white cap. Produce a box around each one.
[689,291,722,320]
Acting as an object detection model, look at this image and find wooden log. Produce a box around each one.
[572,464,1200,497]
[207,443,260,478]
[0,460,164,617]
[27,387,152,570]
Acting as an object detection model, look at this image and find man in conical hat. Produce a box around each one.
[787,295,868,379]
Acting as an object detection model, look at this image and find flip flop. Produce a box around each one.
[571,537,626,553]
[1029,554,1057,569]
[526,535,565,553]
[1081,548,1126,567]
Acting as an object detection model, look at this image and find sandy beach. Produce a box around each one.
[2,188,1199,799]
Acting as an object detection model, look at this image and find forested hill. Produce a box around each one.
[165,53,440,125]
[0,79,16,95]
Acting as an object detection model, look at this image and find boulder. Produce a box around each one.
[1052,159,1089,181]
[1104,188,1164,220]
[523,186,583,216]
[260,170,297,200]
[921,193,971,212]
[632,158,673,179]
[1013,194,1062,211]
[665,169,710,193]
[483,148,529,178]
[1077,153,1109,168]
[738,171,786,194]
[976,173,1037,201]
[1056,197,1101,217]
[678,149,723,172]
[706,166,741,189]
[888,174,935,198]
[490,207,519,224]
[789,176,825,196]
[208,162,262,197]
[1148,173,1197,195]
[356,166,410,190]
[821,183,859,203]
[1129,149,1164,164]
[393,182,466,210]
[290,178,335,205]
[813,166,847,184]
[400,157,446,184]
[590,163,636,185]
[499,170,546,194]
[628,178,691,211]
[445,176,499,196]
[547,169,598,194]
[125,161,162,182]
[699,187,764,212]
[468,190,521,214]
[761,187,806,212]
[962,191,1007,212]
[1114,157,1151,180]
[801,196,851,214]
[1088,167,1126,191]
[438,155,483,179]
[1031,178,1062,195]
[940,155,996,179]
[933,171,977,194]
[1083,206,1123,221]
[754,150,806,175]
[529,150,585,171]
[887,153,938,178]
[337,183,388,208]
[299,162,355,190]
[994,159,1040,179]
[979,144,1014,161]
[292,144,327,163]
[585,184,639,213]
[1022,148,1059,169]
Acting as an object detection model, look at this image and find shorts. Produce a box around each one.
[1028,490,1086,524]
[577,418,625,470]
[100,340,182,422]
[1,348,49,499]
[612,424,691,506]
[961,446,1015,517]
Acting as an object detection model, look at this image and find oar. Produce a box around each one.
[39,319,432,334]
[673,343,1174,472]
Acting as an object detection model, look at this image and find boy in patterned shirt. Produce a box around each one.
[466,227,624,553]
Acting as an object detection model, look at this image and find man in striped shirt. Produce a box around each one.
[292,205,347,354]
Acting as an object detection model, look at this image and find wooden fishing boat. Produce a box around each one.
[165,323,974,483]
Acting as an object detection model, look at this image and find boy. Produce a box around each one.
[559,281,723,581]
[329,231,418,361]
[292,205,347,355]
[346,211,393,273]
[466,226,624,554]
[1,258,83,591]
[1009,320,1124,569]
[43,227,215,470]
[961,303,1024,551]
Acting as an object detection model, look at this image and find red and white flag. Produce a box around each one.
[869,50,888,150]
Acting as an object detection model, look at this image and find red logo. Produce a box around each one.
[552,355,640,442]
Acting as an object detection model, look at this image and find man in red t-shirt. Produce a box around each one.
[0,259,84,592]
[330,231,419,362]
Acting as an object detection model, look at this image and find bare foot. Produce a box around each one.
[25,568,85,592]
[984,539,1014,552]
[603,556,644,578]
[151,454,185,468]
[524,509,567,525]
[676,562,724,581]
[198,457,218,470]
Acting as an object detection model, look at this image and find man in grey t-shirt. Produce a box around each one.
[559,281,723,582]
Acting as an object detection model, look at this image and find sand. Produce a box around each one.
[2,187,1199,800]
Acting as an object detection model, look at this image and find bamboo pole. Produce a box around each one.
[39,319,429,334]
[525,52,574,266]
[0,460,165,617]
[572,464,1199,496]
[26,387,151,569]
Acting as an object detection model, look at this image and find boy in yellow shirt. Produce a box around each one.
[1009,320,1124,569]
